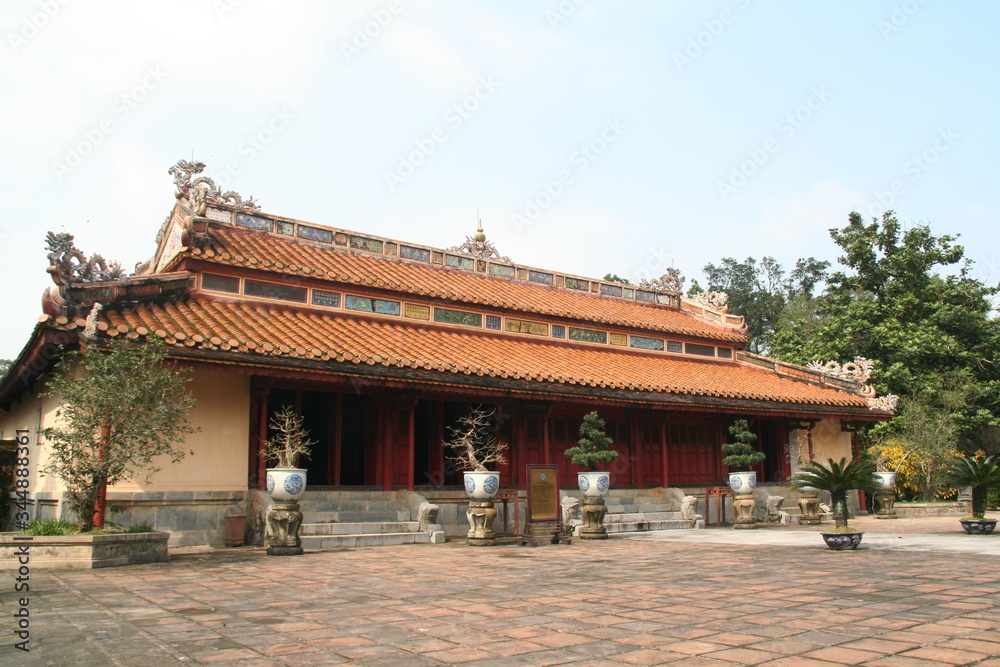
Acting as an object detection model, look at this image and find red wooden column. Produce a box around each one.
[511,402,524,489]
[331,392,343,486]
[406,401,416,491]
[660,419,670,488]
[630,416,642,488]
[542,412,551,465]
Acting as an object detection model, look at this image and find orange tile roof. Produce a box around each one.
[178,225,748,344]
[68,296,871,411]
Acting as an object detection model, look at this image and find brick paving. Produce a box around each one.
[2,516,998,666]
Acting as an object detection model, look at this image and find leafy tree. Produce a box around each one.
[702,256,829,354]
[686,280,704,297]
[772,211,1000,434]
[0,359,11,380]
[565,412,619,471]
[940,453,1000,519]
[40,339,196,531]
[721,419,765,471]
[603,273,632,285]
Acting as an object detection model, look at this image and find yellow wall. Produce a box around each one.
[788,418,853,473]
[115,369,250,492]
[0,367,250,495]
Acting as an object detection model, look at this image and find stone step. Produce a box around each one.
[605,519,693,533]
[301,522,420,536]
[297,500,408,511]
[606,511,684,523]
[300,532,432,549]
[301,511,411,524]
[603,503,677,513]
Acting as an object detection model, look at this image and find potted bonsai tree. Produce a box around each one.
[260,405,315,503]
[565,411,620,499]
[444,406,508,546]
[565,412,619,540]
[722,419,765,495]
[790,457,879,549]
[939,453,1000,534]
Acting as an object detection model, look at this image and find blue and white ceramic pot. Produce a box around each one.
[727,471,757,495]
[874,472,896,491]
[266,468,308,502]
[578,471,611,498]
[822,531,864,550]
[959,519,997,535]
[464,471,501,500]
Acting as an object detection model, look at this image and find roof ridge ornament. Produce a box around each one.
[639,267,685,294]
[45,232,124,286]
[169,159,261,213]
[694,290,729,312]
[447,219,513,264]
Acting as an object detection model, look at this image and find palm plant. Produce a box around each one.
[790,458,879,530]
[939,454,1000,520]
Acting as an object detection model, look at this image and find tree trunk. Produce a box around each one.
[831,491,850,529]
[91,419,111,530]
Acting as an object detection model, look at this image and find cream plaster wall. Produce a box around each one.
[114,369,250,492]
[787,418,854,473]
[1,367,250,497]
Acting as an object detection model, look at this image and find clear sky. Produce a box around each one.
[1,1,997,360]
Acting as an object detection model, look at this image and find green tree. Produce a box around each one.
[772,210,1000,434]
[603,273,632,285]
[0,359,12,379]
[701,256,829,354]
[721,419,765,471]
[40,339,196,531]
[565,412,619,471]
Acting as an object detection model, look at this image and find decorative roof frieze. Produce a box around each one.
[169,159,260,213]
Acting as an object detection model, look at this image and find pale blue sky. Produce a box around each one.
[1,0,997,359]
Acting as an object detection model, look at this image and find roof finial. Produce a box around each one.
[474,217,486,243]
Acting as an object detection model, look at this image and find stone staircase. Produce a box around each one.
[296,490,443,549]
[586,489,695,535]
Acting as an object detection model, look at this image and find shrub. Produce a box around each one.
[23,517,78,536]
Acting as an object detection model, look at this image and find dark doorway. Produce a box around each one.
[340,393,374,485]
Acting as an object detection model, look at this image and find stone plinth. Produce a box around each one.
[266,501,303,555]
[798,493,822,525]
[875,490,898,519]
[732,494,757,529]
[580,497,608,539]
[466,500,497,546]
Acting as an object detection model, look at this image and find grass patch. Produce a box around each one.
[21,518,159,536]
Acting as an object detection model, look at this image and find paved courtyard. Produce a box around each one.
[2,516,998,666]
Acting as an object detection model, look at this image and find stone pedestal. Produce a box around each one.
[266,501,303,555]
[798,493,821,525]
[874,490,898,519]
[732,494,757,529]
[466,500,497,546]
[580,497,608,540]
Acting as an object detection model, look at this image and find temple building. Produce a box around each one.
[0,161,894,545]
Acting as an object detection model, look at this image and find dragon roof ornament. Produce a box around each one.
[169,159,260,212]
[447,221,513,264]
[45,232,124,286]
[639,267,684,294]
[694,290,729,312]
[807,356,898,412]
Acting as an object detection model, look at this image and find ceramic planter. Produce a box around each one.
[578,471,611,498]
[959,519,997,535]
[463,471,501,500]
[727,471,757,495]
[874,472,896,490]
[266,467,308,502]
[822,531,864,550]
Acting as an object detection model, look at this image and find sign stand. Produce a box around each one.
[520,465,572,546]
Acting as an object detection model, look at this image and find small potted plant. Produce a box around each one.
[444,406,508,500]
[939,452,1000,534]
[790,457,879,549]
[565,411,620,498]
[722,419,765,495]
[260,405,315,502]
